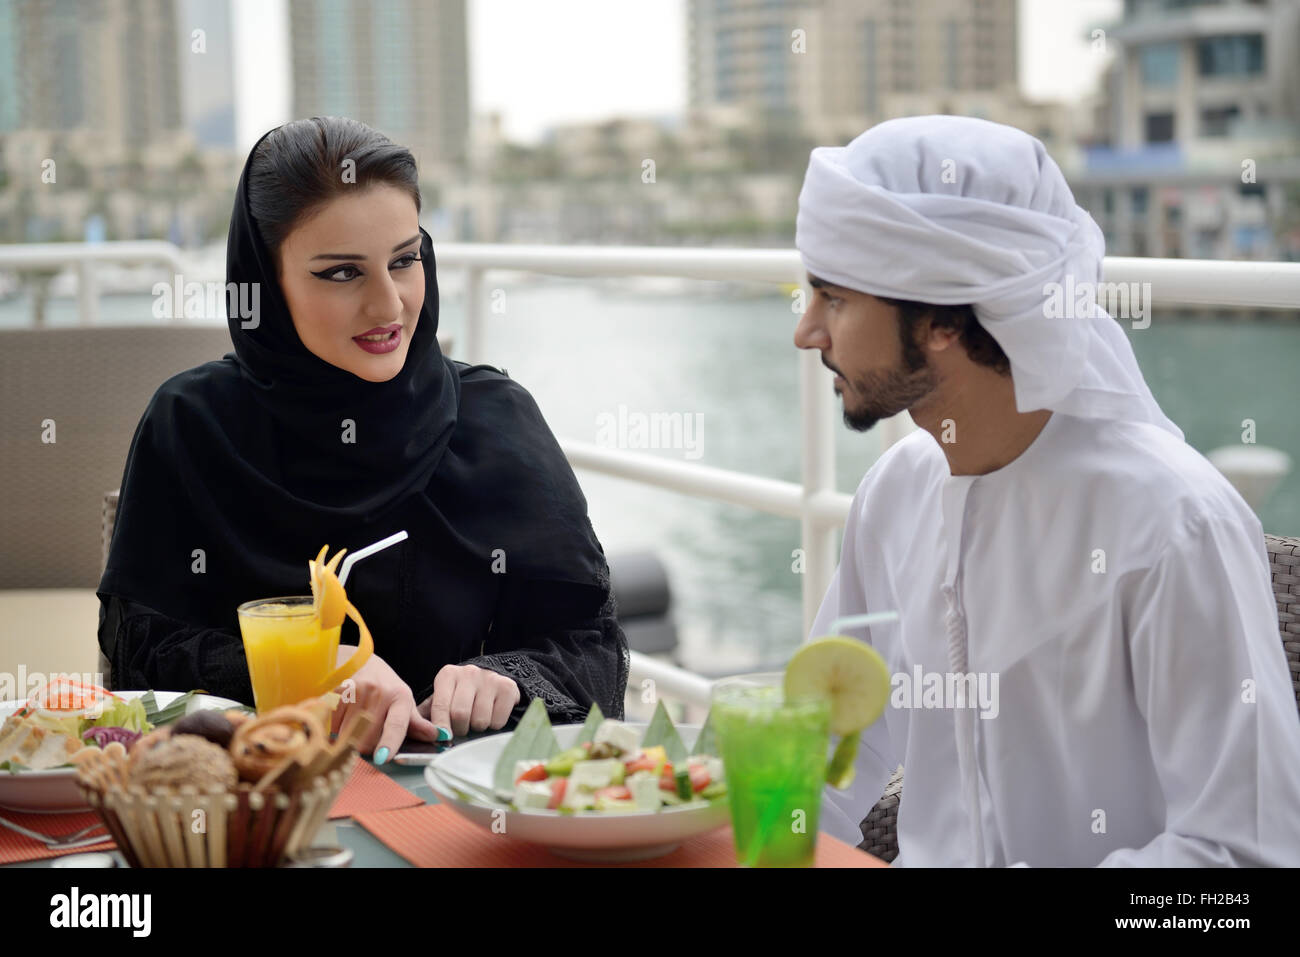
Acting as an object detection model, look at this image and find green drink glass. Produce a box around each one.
[712,672,831,867]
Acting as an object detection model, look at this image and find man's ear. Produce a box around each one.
[920,313,962,352]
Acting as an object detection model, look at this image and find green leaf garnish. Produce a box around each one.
[575,702,604,745]
[692,707,717,757]
[144,690,202,726]
[641,700,688,767]
[137,690,157,720]
[492,698,559,795]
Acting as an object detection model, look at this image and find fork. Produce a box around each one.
[427,767,509,808]
[0,813,108,847]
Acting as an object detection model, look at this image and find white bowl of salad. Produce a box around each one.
[425,705,730,862]
[0,680,245,812]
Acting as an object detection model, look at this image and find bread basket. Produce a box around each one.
[72,700,373,868]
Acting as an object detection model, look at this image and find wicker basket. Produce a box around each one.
[76,756,354,868]
[72,703,374,868]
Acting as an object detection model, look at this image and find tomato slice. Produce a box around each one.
[514,763,547,784]
[594,786,631,802]
[624,755,658,775]
[688,764,711,792]
[659,765,677,791]
[547,776,567,810]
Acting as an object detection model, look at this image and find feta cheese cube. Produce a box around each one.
[593,720,640,756]
[626,770,662,810]
[514,780,553,810]
[562,782,596,811]
[568,758,620,791]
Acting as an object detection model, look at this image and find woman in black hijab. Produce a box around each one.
[98,116,628,761]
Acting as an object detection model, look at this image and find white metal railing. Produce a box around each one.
[6,240,1300,708]
[433,244,1300,708]
[0,241,187,327]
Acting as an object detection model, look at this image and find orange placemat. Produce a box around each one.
[328,760,425,819]
[0,809,115,865]
[354,802,887,868]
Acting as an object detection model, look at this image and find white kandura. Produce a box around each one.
[812,408,1300,866]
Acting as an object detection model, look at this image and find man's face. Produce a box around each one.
[793,277,939,432]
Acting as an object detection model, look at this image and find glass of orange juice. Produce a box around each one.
[237,596,351,713]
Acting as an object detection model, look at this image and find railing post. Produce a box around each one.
[799,345,838,640]
[77,260,98,326]
[462,266,483,365]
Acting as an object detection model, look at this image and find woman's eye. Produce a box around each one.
[820,291,841,307]
[312,256,418,282]
[312,265,361,282]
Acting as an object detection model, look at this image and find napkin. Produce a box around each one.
[0,809,116,865]
[353,802,887,868]
[328,759,425,819]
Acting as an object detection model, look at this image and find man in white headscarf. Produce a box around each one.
[796,115,1300,867]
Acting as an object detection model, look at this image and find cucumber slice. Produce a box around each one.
[674,767,692,800]
[699,780,728,800]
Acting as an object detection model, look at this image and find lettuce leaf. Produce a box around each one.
[88,695,150,733]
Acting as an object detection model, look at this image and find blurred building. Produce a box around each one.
[287,0,470,178]
[1,0,183,144]
[0,0,240,244]
[687,0,1033,142]
[178,0,236,149]
[1075,0,1300,259]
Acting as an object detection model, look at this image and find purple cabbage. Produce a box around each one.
[83,726,143,749]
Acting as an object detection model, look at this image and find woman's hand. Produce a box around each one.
[330,645,441,762]
[417,664,521,738]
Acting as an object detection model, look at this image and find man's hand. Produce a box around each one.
[417,664,521,738]
[331,645,441,762]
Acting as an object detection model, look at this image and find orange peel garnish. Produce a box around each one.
[304,545,372,698]
[309,545,348,631]
[310,599,374,697]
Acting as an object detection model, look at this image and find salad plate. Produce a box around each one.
[0,689,244,812]
[425,721,731,862]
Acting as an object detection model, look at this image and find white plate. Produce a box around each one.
[425,722,730,862]
[0,690,244,813]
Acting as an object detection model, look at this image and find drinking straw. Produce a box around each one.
[830,610,900,633]
[746,766,797,867]
[337,530,409,587]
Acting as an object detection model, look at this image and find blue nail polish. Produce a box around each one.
[374,746,390,765]
[437,727,452,742]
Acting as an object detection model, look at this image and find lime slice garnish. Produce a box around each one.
[784,635,891,789]
[825,735,859,790]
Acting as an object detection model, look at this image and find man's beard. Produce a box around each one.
[838,335,938,433]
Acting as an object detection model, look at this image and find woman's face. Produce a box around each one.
[277,184,424,383]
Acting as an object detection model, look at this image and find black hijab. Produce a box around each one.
[100,126,609,691]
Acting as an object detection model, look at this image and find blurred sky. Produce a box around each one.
[233,0,1123,152]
